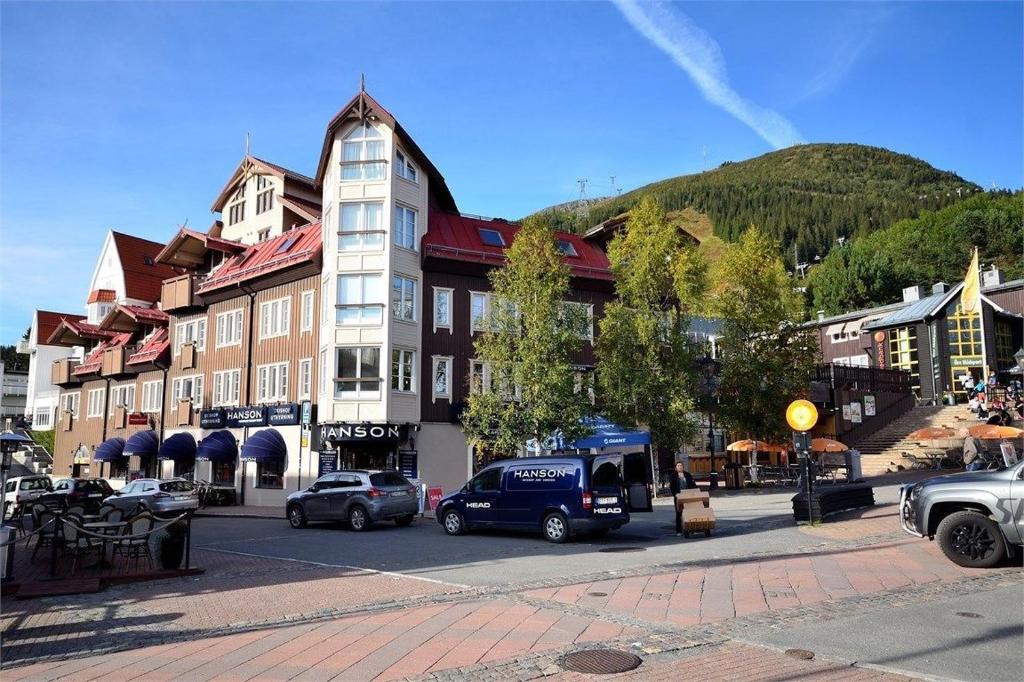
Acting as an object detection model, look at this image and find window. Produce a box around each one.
[433,288,452,332]
[470,292,490,333]
[341,122,385,181]
[319,348,328,394]
[62,392,81,417]
[391,349,415,393]
[216,309,244,348]
[175,319,207,354]
[298,358,312,400]
[257,362,289,403]
[338,202,384,251]
[275,235,299,254]
[34,408,52,428]
[255,176,274,214]
[337,274,384,325]
[142,380,163,413]
[469,468,502,492]
[257,228,270,242]
[395,150,417,182]
[888,326,920,394]
[392,275,416,322]
[335,347,381,399]
[432,356,452,402]
[259,297,291,339]
[321,278,331,326]
[87,388,106,418]
[479,228,506,247]
[300,291,315,332]
[172,375,203,408]
[213,369,241,407]
[555,239,578,257]
[560,302,594,341]
[469,360,490,395]
[393,205,417,250]
[227,184,246,225]
[109,383,135,412]
[256,458,284,489]
[212,460,235,487]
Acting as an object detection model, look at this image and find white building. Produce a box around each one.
[19,310,86,430]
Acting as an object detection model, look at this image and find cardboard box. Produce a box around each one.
[675,490,710,511]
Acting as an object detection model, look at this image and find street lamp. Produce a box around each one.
[786,399,819,523]
[1,431,34,519]
[697,353,721,489]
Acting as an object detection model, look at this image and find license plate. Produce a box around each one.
[390,491,406,497]
[597,497,618,505]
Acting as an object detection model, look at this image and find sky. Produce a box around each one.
[1,1,1022,344]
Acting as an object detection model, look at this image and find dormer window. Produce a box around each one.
[341,122,385,181]
[395,150,418,183]
[478,228,506,247]
[228,184,246,225]
[555,239,578,257]
[256,176,274,214]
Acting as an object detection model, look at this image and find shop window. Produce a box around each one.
[212,460,235,487]
[257,459,284,489]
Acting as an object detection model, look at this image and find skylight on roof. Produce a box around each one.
[479,228,506,247]
[555,239,578,257]
[275,235,300,255]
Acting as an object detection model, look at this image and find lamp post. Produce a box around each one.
[786,399,819,523]
[1,431,35,520]
[698,353,721,489]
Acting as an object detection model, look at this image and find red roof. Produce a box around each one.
[422,212,613,281]
[72,333,132,376]
[155,226,245,266]
[46,318,116,346]
[87,289,116,304]
[99,304,169,331]
[36,311,86,346]
[112,232,180,303]
[127,328,170,366]
[197,222,322,294]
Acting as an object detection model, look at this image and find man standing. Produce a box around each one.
[670,461,696,536]
[959,428,984,471]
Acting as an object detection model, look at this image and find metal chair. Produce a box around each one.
[31,510,58,560]
[67,504,87,517]
[102,507,125,523]
[114,513,155,571]
[59,515,103,574]
[97,504,116,519]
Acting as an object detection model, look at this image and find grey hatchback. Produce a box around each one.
[286,470,419,531]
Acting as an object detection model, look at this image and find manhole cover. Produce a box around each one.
[785,649,815,660]
[560,649,642,674]
[587,591,608,597]
[598,546,646,553]
[956,612,983,619]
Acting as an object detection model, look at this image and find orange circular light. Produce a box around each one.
[786,399,819,432]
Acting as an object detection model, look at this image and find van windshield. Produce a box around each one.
[591,457,621,490]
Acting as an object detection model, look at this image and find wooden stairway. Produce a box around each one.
[855,404,976,476]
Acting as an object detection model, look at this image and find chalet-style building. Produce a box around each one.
[20,310,86,430]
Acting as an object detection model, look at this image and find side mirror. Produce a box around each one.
[113,491,122,496]
[308,485,318,493]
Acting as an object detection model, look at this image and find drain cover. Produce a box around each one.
[785,649,815,660]
[587,591,608,597]
[560,649,642,674]
[956,612,983,619]
[598,546,646,553]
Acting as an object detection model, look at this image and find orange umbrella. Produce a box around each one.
[906,427,957,441]
[726,440,787,453]
[811,438,848,453]
[968,424,1024,440]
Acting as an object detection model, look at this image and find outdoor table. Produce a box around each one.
[921,450,947,470]
[83,521,129,568]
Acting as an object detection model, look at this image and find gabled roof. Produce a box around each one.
[35,310,86,346]
[278,193,322,223]
[197,222,322,294]
[111,232,180,302]
[155,226,246,267]
[100,304,169,332]
[127,328,170,367]
[422,211,613,281]
[211,155,317,212]
[46,318,116,346]
[87,289,116,304]
[72,332,133,376]
[314,90,457,213]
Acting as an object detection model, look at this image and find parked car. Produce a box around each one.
[38,478,114,513]
[102,478,199,517]
[899,459,1024,568]
[286,470,418,531]
[436,454,653,543]
[2,475,53,518]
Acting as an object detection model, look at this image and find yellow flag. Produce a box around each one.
[960,248,980,313]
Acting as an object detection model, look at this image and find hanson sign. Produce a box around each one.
[319,423,404,444]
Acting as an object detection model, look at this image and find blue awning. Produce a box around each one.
[196,430,238,463]
[123,430,159,458]
[95,437,126,462]
[529,416,651,452]
[240,428,286,463]
[158,432,197,461]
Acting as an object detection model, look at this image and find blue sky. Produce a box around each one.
[1,1,1021,343]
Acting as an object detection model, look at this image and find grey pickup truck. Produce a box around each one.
[900,459,1024,568]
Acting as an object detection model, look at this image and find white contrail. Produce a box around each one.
[612,0,804,149]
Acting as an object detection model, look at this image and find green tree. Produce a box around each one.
[460,215,595,459]
[596,196,706,455]
[711,226,818,441]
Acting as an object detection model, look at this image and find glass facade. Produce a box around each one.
[888,326,920,394]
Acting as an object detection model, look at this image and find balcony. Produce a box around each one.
[174,399,194,426]
[161,273,198,311]
[60,411,74,432]
[112,405,127,428]
[51,358,82,386]
[181,342,197,370]
[101,346,134,377]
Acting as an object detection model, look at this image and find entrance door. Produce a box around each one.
[462,467,502,526]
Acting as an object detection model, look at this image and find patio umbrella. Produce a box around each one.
[968,424,1024,440]
[810,438,848,453]
[726,440,787,467]
[906,427,957,441]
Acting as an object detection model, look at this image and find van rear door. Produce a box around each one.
[622,452,654,513]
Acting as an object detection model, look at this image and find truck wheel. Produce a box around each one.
[442,509,465,536]
[287,504,307,529]
[348,505,370,532]
[936,510,1006,568]
[542,512,569,543]
[395,514,415,527]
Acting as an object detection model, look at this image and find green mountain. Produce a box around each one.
[532,143,983,265]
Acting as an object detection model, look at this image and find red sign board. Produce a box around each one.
[127,413,149,425]
[427,487,444,510]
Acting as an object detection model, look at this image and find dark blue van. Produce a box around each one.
[436,454,653,543]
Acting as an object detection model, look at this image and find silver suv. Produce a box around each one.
[103,478,199,517]
[900,459,1024,568]
[286,470,418,531]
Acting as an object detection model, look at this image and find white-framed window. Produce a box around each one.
[255,175,274,214]
[337,273,384,325]
[469,360,519,399]
[392,275,416,322]
[470,291,491,333]
[257,228,270,242]
[216,309,244,348]
[298,358,312,400]
[62,392,81,417]
[335,347,381,399]
[109,383,136,413]
[300,290,314,333]
[433,288,453,333]
[141,380,163,413]
[212,369,241,407]
[87,388,106,418]
[172,375,204,408]
[338,202,384,251]
[257,362,289,403]
[432,356,452,402]
[560,302,595,341]
[174,319,207,354]
[33,408,52,428]
[395,149,418,182]
[469,360,490,395]
[259,297,291,339]
[319,348,329,394]
[227,184,246,225]
[341,122,385,181]
[391,349,416,393]
[393,204,417,250]
[321,278,331,326]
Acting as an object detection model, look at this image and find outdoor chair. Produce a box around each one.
[97,504,116,519]
[114,513,155,571]
[67,504,86,517]
[59,515,104,575]
[101,507,125,523]
[30,510,58,560]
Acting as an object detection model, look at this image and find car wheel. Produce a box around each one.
[287,504,307,529]
[542,512,569,544]
[936,510,1006,568]
[395,514,415,527]
[442,508,465,536]
[348,505,370,532]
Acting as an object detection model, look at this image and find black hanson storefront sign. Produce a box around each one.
[319,423,406,444]
[200,404,301,429]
